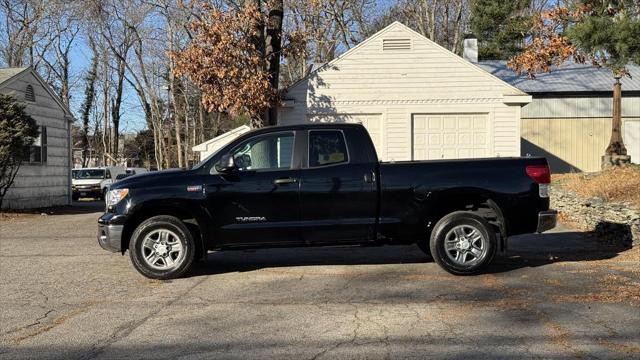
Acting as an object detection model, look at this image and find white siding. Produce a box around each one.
[520,95,640,172]
[278,80,309,125]
[522,96,640,118]
[279,22,525,161]
[625,120,640,165]
[493,104,521,157]
[1,71,71,209]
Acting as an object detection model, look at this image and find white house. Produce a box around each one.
[278,22,531,162]
[0,67,73,209]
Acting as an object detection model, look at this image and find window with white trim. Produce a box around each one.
[23,126,47,164]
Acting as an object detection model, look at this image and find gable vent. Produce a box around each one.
[25,84,35,102]
[383,38,411,51]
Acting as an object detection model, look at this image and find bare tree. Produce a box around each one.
[80,37,99,167]
[369,0,470,54]
[0,0,48,67]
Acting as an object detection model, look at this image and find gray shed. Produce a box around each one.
[478,61,640,172]
[0,67,73,209]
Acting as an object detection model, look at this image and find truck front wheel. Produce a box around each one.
[429,211,496,275]
[129,215,196,279]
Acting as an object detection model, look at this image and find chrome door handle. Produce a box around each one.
[274,177,297,185]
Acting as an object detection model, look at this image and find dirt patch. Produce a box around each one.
[553,273,640,307]
[597,338,640,355]
[553,166,640,209]
[0,212,41,222]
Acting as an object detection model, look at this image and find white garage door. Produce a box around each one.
[624,120,640,165]
[307,114,384,159]
[413,114,490,160]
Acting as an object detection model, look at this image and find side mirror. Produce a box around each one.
[214,154,236,173]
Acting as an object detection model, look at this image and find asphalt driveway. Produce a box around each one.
[1,201,639,359]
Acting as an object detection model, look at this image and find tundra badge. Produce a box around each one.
[236,216,267,222]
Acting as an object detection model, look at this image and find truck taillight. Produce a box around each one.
[526,165,550,184]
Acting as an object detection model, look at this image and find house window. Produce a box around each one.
[25,84,35,102]
[23,126,47,164]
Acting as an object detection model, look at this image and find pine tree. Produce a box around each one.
[470,0,532,60]
[509,0,640,163]
[0,94,39,210]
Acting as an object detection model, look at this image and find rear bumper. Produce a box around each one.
[537,210,557,233]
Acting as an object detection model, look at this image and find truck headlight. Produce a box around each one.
[106,188,129,206]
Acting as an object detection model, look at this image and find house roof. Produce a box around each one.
[285,22,528,98]
[0,66,73,118]
[192,125,251,152]
[477,61,640,94]
[0,67,28,85]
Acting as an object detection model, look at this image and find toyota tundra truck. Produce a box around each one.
[98,123,556,279]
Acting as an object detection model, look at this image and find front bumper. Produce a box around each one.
[73,187,102,198]
[537,210,558,233]
[97,224,123,252]
[97,213,128,252]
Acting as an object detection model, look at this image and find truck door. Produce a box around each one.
[298,129,378,244]
[206,130,303,246]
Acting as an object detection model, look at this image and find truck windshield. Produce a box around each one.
[75,169,105,179]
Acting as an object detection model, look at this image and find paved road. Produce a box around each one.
[1,201,639,359]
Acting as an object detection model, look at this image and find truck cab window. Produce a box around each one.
[309,130,349,167]
[231,132,294,171]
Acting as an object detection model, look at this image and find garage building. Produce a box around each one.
[278,22,532,162]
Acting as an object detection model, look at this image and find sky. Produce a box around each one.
[3,0,397,134]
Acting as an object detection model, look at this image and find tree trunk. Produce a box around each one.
[80,39,98,167]
[167,16,184,168]
[264,0,283,126]
[111,55,126,164]
[605,77,627,156]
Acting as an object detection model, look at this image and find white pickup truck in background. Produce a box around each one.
[72,167,125,200]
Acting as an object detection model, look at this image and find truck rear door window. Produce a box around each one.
[309,130,349,167]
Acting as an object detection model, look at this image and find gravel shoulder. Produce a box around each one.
[1,202,639,359]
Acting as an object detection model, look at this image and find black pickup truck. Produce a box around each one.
[98,123,556,279]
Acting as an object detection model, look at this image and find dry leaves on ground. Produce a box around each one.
[553,165,640,209]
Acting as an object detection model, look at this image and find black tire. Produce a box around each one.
[429,211,496,275]
[185,222,206,262]
[129,215,196,279]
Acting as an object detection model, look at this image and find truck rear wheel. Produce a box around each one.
[129,215,196,279]
[429,211,496,275]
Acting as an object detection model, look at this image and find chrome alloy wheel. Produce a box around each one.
[141,229,185,270]
[444,225,487,266]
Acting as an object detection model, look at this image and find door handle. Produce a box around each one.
[274,177,297,185]
[364,172,376,183]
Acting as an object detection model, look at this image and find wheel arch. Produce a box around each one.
[426,190,508,252]
[121,200,209,259]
